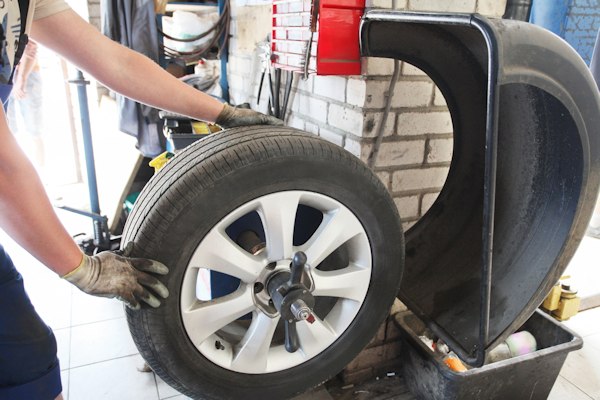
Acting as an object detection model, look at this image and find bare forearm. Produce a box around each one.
[0,114,82,275]
[91,48,224,121]
[31,10,224,122]
[17,42,38,83]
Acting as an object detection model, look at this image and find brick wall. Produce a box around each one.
[564,0,600,64]
[228,0,506,230]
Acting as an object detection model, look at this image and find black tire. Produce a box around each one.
[122,127,404,400]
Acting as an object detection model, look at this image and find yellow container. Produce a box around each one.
[191,121,222,135]
[542,285,562,311]
[149,151,175,173]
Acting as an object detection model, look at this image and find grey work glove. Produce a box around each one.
[215,103,283,128]
[63,243,169,310]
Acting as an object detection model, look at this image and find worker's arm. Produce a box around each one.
[0,111,168,308]
[0,107,83,274]
[12,41,39,99]
[30,9,281,127]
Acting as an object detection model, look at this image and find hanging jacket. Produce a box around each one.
[101,0,164,157]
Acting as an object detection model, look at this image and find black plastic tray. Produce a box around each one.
[395,310,583,400]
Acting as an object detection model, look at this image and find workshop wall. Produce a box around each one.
[564,0,600,64]
[227,0,507,230]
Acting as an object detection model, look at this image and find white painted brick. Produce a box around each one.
[344,137,363,158]
[296,75,314,93]
[328,104,364,135]
[394,196,419,219]
[373,140,425,168]
[397,111,453,135]
[433,86,447,106]
[362,111,395,138]
[392,81,433,108]
[376,171,391,189]
[392,167,449,191]
[229,72,244,88]
[476,0,506,17]
[319,128,344,146]
[363,79,432,109]
[362,57,396,76]
[287,114,305,130]
[298,95,328,123]
[427,138,454,163]
[421,192,441,214]
[363,80,390,109]
[394,0,408,9]
[409,0,477,13]
[366,0,392,8]
[305,122,320,135]
[314,76,346,102]
[402,62,428,76]
[291,92,303,113]
[347,78,367,107]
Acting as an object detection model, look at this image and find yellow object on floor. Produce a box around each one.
[543,284,562,311]
[149,151,175,173]
[192,121,222,135]
[552,287,581,321]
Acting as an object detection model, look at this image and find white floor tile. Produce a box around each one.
[560,343,600,399]
[69,354,159,400]
[55,327,71,371]
[585,333,600,352]
[565,236,600,307]
[564,307,600,337]
[549,376,593,400]
[156,374,184,399]
[70,288,125,326]
[61,370,69,400]
[69,317,138,368]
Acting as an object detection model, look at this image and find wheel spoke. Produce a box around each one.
[182,285,255,348]
[190,228,265,282]
[257,192,301,261]
[231,312,280,373]
[302,208,364,267]
[311,265,371,301]
[296,316,339,358]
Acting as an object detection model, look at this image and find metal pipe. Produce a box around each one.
[503,0,532,21]
[71,70,101,216]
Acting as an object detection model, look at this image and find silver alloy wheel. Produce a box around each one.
[180,191,372,374]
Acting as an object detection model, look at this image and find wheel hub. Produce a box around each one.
[266,251,316,352]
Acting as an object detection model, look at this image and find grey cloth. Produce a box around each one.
[101,0,164,157]
[591,29,600,91]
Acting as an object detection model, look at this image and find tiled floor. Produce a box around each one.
[2,204,599,399]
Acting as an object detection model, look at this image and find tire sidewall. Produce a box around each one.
[127,136,403,399]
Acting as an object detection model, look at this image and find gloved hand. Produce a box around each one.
[63,243,169,310]
[215,103,283,128]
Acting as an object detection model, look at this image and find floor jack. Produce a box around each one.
[57,70,120,255]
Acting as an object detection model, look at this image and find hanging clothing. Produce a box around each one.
[101,0,164,157]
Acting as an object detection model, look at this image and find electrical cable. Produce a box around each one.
[367,59,400,169]
[158,0,231,63]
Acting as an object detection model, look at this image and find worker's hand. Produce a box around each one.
[12,76,27,100]
[63,243,169,310]
[216,103,283,128]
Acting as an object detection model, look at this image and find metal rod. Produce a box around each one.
[218,0,230,102]
[70,70,101,217]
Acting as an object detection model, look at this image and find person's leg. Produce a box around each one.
[0,244,63,400]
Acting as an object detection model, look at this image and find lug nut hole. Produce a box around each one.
[254,282,264,293]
